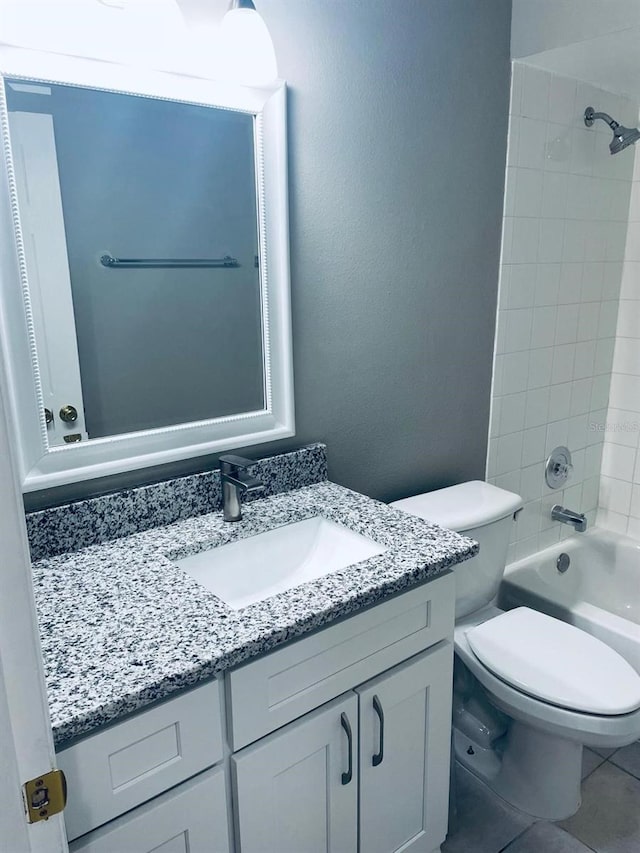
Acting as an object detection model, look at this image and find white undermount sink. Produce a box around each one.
[174,516,387,610]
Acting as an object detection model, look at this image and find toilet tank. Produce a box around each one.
[391,481,523,619]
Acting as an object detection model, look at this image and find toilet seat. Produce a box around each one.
[455,607,640,748]
[466,607,640,715]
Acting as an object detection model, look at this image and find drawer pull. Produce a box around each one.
[372,694,384,767]
[340,712,353,785]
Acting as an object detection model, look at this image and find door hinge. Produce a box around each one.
[22,769,67,823]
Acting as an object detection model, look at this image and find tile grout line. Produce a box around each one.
[582,751,607,780]
[498,818,601,853]
[491,753,638,853]
[497,823,532,852]
[604,754,640,783]
[445,741,640,852]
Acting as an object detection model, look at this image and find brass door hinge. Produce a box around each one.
[22,769,67,823]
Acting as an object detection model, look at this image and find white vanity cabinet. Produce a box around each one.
[56,573,455,853]
[229,574,455,853]
[226,573,454,752]
[232,643,452,853]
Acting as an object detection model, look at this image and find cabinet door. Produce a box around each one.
[357,642,454,853]
[233,693,358,853]
[69,765,231,853]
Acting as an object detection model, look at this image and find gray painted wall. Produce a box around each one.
[53,87,263,437]
[24,0,512,511]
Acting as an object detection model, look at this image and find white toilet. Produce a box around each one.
[392,481,640,820]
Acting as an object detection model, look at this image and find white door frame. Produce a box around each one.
[0,335,67,851]
[0,6,215,849]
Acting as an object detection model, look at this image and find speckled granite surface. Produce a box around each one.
[26,444,327,561]
[32,481,477,748]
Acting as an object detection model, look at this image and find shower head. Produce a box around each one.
[610,124,640,155]
[584,106,640,155]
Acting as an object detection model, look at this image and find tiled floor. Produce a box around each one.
[443,741,640,853]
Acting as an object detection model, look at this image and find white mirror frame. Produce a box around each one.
[0,47,294,492]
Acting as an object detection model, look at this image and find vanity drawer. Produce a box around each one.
[58,679,223,841]
[69,765,230,853]
[227,572,454,750]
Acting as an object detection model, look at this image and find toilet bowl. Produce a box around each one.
[455,604,640,818]
[392,481,640,820]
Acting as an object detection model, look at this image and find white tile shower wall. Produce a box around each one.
[487,62,638,563]
[598,143,640,539]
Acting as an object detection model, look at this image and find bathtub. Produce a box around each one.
[499,529,640,674]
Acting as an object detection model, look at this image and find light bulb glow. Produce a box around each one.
[218,7,278,87]
[0,0,189,72]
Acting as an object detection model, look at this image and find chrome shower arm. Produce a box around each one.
[584,107,619,131]
[583,106,640,154]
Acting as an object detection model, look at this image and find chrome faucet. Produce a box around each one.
[551,505,587,533]
[219,454,264,522]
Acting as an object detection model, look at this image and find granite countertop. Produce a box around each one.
[32,480,477,748]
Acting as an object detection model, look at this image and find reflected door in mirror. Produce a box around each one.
[6,79,264,442]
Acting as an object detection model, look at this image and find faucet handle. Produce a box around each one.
[219,454,263,522]
[545,446,573,489]
[219,453,255,472]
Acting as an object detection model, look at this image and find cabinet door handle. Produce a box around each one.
[372,694,384,767]
[340,712,353,785]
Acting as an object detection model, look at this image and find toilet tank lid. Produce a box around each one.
[390,481,523,532]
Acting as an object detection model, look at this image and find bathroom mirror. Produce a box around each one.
[0,53,293,491]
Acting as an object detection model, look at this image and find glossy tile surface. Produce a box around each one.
[610,739,640,780]
[443,766,532,853]
[582,747,606,779]
[445,752,640,853]
[503,822,593,852]
[560,761,640,853]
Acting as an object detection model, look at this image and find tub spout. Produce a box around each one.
[551,505,587,533]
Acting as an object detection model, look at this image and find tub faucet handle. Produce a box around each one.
[546,446,573,490]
